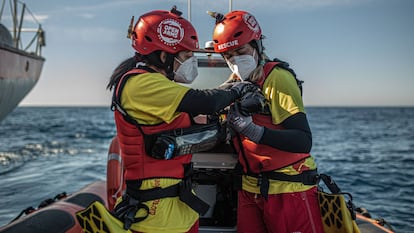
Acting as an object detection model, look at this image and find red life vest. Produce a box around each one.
[233,62,310,174]
[113,69,193,181]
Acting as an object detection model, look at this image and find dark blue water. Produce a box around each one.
[0,107,413,232]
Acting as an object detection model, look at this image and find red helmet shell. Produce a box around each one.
[213,11,261,53]
[132,10,199,55]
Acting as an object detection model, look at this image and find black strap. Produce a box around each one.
[113,179,209,230]
[112,195,150,230]
[252,170,319,200]
[123,163,208,216]
[265,170,318,185]
[126,177,210,215]
[178,178,210,215]
[318,173,341,194]
[126,180,209,215]
[126,183,180,202]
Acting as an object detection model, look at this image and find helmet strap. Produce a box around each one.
[144,51,175,79]
[164,53,176,80]
[145,52,164,68]
[250,39,265,65]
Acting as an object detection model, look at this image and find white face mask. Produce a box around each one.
[226,50,257,81]
[174,56,198,84]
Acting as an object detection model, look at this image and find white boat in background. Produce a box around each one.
[0,0,45,121]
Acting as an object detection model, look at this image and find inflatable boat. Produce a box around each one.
[0,136,395,233]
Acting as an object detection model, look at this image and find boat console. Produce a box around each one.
[192,151,239,232]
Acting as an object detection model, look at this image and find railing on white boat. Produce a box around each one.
[0,0,45,56]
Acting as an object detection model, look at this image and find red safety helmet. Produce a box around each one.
[131,10,199,55]
[212,11,261,53]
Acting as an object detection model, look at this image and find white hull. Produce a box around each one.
[0,46,44,121]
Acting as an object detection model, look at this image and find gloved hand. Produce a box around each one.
[227,104,264,143]
[238,91,266,116]
[229,81,260,98]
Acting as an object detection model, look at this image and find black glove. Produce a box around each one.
[238,91,266,116]
[229,82,260,98]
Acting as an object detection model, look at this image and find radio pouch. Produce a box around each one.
[143,123,223,159]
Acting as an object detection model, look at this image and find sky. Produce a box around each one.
[8,0,414,107]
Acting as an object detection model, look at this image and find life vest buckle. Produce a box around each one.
[112,194,149,230]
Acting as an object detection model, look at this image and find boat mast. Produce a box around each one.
[187,0,191,22]
[12,0,17,45]
[16,0,26,49]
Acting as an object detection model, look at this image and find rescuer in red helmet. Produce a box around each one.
[212,10,324,233]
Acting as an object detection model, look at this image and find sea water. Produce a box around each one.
[0,106,413,232]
